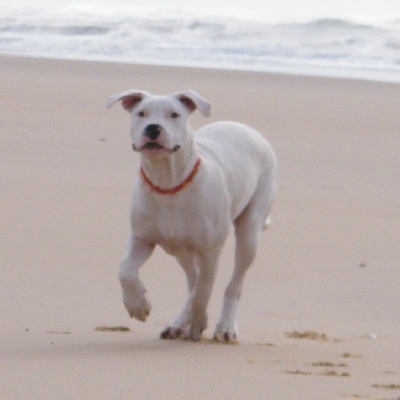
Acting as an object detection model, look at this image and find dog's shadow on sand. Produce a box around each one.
[5,332,229,361]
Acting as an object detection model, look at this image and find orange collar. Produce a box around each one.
[140,158,202,195]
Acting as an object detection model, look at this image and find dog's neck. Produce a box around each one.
[140,134,200,193]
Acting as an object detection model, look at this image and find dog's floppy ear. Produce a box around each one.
[175,90,211,117]
[107,90,147,112]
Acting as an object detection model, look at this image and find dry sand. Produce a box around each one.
[1,55,399,399]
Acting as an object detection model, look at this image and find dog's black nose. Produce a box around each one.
[144,124,162,141]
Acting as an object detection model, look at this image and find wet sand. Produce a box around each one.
[1,55,399,399]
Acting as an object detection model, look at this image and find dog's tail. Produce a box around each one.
[262,216,272,231]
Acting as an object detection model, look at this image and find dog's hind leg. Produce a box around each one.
[214,212,260,343]
[214,171,275,343]
[263,215,272,230]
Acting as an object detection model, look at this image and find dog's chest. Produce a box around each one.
[133,201,207,253]
[155,206,193,244]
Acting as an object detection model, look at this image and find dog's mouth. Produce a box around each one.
[142,143,164,150]
[132,143,181,153]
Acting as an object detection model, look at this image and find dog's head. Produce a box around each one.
[107,90,210,158]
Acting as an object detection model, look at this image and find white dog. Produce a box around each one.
[107,90,276,343]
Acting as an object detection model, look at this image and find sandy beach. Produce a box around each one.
[1,55,399,399]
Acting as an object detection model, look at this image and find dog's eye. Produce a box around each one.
[171,112,180,119]
[137,111,145,118]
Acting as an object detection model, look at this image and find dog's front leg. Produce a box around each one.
[160,253,197,340]
[188,251,219,341]
[119,235,154,322]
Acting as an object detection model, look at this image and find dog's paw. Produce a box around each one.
[213,330,238,344]
[213,323,239,344]
[160,326,187,340]
[123,293,152,322]
[160,320,206,342]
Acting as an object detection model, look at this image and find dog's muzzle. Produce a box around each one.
[131,123,181,154]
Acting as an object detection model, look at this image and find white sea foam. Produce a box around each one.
[1,5,400,82]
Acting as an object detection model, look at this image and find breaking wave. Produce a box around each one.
[1,5,400,81]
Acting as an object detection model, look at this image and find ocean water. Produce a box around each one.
[1,4,400,82]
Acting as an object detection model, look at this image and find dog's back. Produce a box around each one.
[195,121,276,222]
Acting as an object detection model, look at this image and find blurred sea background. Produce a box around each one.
[1,0,399,82]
